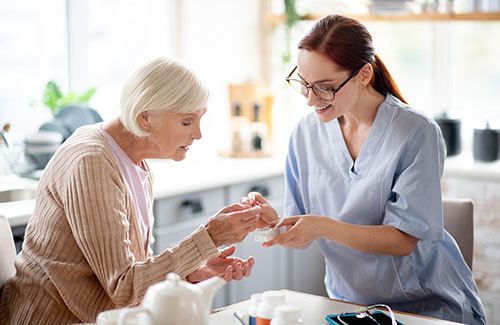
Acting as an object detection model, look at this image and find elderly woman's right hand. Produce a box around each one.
[205,203,262,246]
[240,192,280,228]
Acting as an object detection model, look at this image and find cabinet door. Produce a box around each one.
[153,215,227,309]
[153,187,225,227]
[288,241,327,297]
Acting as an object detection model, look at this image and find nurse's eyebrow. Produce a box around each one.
[297,71,336,84]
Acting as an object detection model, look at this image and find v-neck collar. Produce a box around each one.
[326,95,396,178]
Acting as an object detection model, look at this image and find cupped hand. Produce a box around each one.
[240,192,280,228]
[205,203,261,246]
[262,215,326,249]
[186,246,255,283]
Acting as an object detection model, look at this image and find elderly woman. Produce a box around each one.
[0,57,260,324]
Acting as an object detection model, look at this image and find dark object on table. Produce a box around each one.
[39,105,103,142]
[434,115,461,157]
[25,105,103,170]
[473,123,499,162]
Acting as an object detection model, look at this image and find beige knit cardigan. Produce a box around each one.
[0,125,219,324]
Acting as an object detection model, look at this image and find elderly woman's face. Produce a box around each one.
[147,107,206,161]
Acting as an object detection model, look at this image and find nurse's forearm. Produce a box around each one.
[319,219,418,256]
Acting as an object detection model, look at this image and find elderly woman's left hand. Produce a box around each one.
[186,246,254,283]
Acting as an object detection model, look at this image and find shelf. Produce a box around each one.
[266,11,500,25]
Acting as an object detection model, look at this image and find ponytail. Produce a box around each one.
[371,55,407,104]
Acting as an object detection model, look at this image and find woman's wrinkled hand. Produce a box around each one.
[186,246,254,283]
[205,203,261,246]
[240,192,280,228]
[262,215,325,249]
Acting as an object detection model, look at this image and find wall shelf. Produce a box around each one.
[266,11,500,25]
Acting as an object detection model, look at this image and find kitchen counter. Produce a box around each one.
[211,290,462,324]
[0,156,286,228]
[444,154,500,181]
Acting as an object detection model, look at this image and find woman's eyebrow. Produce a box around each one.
[297,71,335,84]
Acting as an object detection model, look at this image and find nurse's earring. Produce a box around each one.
[143,124,149,130]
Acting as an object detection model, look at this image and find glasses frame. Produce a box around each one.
[286,65,364,102]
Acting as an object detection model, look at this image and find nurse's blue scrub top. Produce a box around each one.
[284,94,485,324]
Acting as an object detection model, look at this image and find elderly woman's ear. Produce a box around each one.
[138,111,151,131]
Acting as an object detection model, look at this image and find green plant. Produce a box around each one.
[42,81,96,116]
[282,0,306,64]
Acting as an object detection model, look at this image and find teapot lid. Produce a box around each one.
[146,273,201,299]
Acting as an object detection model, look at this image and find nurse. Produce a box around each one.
[244,14,486,324]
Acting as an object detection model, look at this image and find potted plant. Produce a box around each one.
[42,81,97,116]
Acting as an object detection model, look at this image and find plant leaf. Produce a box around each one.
[76,88,97,103]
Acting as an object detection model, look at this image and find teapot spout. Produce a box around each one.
[197,276,226,315]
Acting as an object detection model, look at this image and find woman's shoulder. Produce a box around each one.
[50,124,117,172]
[384,94,440,134]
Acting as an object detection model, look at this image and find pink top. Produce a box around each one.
[101,129,150,247]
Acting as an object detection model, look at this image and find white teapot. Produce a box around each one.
[117,273,226,325]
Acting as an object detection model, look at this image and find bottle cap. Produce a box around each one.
[262,290,286,306]
[274,305,301,322]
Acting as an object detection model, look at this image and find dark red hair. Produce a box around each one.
[298,15,407,104]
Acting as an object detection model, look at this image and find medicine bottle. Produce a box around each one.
[248,293,262,325]
[256,290,286,325]
[270,305,304,325]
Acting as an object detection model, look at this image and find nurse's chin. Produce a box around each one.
[314,112,338,123]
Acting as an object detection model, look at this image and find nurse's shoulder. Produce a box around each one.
[385,94,441,140]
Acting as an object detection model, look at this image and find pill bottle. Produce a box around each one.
[248,293,262,325]
[270,305,304,325]
[256,290,286,325]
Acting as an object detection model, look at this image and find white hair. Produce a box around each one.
[120,57,209,137]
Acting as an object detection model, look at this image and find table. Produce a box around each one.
[209,290,464,325]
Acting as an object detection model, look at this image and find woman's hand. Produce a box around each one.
[186,246,254,283]
[240,192,280,228]
[205,203,261,246]
[262,215,326,249]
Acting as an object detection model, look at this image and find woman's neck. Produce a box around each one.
[102,118,148,166]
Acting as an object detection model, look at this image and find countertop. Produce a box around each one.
[210,290,462,324]
[0,156,286,228]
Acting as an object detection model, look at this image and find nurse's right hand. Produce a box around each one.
[240,192,280,228]
[205,203,262,247]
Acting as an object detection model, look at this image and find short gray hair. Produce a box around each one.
[120,57,209,137]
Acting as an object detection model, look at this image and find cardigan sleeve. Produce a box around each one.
[64,153,219,306]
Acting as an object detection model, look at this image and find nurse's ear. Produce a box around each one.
[358,63,373,88]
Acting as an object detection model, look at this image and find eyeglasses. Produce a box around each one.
[286,65,363,102]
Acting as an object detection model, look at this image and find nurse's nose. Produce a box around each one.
[306,88,326,108]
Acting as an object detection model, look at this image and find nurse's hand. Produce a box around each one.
[262,215,324,249]
[187,246,255,283]
[240,192,280,228]
[205,203,261,246]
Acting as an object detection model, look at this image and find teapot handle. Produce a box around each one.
[118,307,153,325]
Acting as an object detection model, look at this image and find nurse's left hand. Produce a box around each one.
[263,215,325,249]
[186,245,255,283]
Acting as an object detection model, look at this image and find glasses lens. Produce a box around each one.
[312,86,335,101]
[288,79,308,97]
